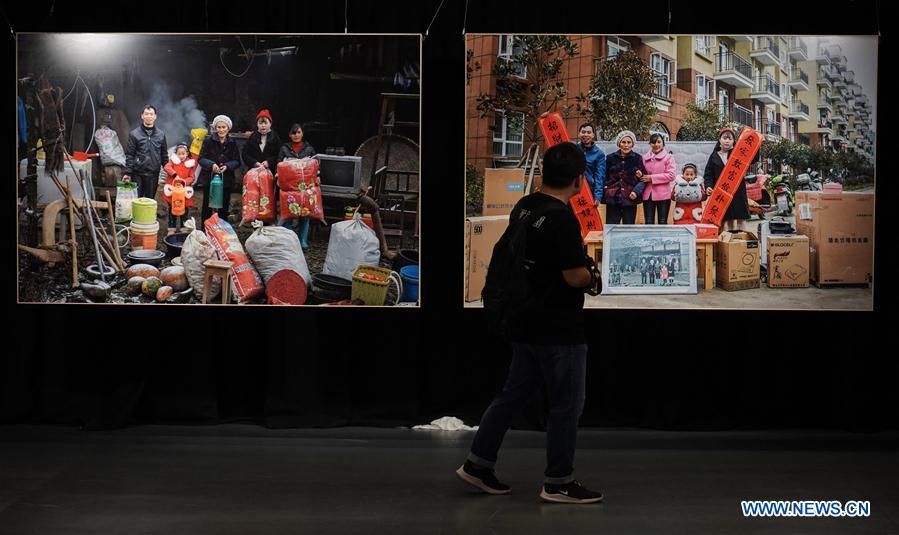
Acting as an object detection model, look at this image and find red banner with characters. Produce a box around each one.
[538,112,603,239]
[701,128,762,227]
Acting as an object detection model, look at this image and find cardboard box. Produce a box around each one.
[716,230,760,291]
[464,215,509,301]
[695,223,719,241]
[483,168,526,216]
[794,191,874,286]
[766,234,810,288]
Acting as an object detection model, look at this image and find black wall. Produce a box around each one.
[5,1,895,432]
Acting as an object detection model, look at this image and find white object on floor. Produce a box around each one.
[412,416,478,431]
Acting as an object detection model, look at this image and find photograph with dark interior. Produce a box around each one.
[4,1,897,534]
[16,33,421,306]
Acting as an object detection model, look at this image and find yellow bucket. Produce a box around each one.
[132,197,158,224]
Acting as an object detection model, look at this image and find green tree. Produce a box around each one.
[578,50,657,140]
[465,163,484,217]
[676,102,726,141]
[473,36,580,147]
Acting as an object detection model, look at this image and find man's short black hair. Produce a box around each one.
[578,123,595,133]
[142,105,157,114]
[542,142,586,189]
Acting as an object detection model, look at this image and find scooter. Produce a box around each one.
[744,173,770,219]
[766,174,794,216]
[795,169,824,192]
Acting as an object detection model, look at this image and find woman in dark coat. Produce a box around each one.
[241,109,281,171]
[197,114,241,222]
[703,126,760,231]
[601,129,648,225]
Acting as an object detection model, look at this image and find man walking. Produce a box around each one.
[456,142,603,504]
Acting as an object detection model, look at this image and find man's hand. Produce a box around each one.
[706,187,713,196]
[262,161,269,169]
[255,162,264,168]
[629,192,638,201]
[212,164,221,174]
[635,170,643,179]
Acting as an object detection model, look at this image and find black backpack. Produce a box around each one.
[482,203,569,339]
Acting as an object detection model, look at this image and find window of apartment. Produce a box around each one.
[755,105,762,131]
[497,35,527,78]
[651,52,675,100]
[695,35,715,57]
[718,89,729,122]
[696,75,716,107]
[492,110,524,158]
[650,122,670,142]
[607,36,630,58]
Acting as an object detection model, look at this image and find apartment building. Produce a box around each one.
[466,34,875,172]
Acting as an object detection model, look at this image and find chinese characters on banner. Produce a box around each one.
[537,112,603,239]
[701,128,762,227]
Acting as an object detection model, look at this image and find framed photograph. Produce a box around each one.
[601,225,697,295]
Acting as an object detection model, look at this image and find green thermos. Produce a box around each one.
[209,173,223,209]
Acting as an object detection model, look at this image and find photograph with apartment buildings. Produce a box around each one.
[464,35,876,310]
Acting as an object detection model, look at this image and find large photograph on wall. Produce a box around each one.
[17,33,421,306]
[464,34,875,310]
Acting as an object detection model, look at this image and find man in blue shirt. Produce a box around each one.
[576,123,605,206]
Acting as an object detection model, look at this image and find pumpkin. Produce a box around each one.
[126,276,146,296]
[127,263,160,279]
[142,276,163,297]
[156,286,174,302]
[160,266,189,292]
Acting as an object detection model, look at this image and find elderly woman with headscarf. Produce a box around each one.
[601,130,648,224]
[198,114,241,222]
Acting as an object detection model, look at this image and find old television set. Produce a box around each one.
[314,154,363,195]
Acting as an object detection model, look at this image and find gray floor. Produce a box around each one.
[1,425,897,534]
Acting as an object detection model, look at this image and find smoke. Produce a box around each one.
[145,82,208,149]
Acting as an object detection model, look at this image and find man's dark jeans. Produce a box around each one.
[468,342,587,484]
[135,173,159,201]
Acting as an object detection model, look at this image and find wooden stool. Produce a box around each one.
[202,259,233,304]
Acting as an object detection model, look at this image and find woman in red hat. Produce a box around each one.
[703,126,759,231]
[242,109,282,172]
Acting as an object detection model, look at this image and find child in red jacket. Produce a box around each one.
[671,163,706,225]
[162,143,197,235]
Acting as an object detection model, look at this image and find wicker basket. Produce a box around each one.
[351,265,403,306]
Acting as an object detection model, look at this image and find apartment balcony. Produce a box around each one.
[750,37,781,66]
[765,121,782,140]
[750,75,781,104]
[834,113,848,125]
[814,117,833,133]
[814,45,831,64]
[732,103,753,127]
[713,52,753,88]
[733,35,754,43]
[824,65,841,82]
[817,95,833,111]
[816,67,832,88]
[788,69,809,91]
[789,100,810,121]
[827,44,843,59]
[787,37,808,60]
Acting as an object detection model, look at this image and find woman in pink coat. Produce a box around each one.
[641,133,677,224]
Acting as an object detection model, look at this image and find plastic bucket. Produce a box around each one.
[130,221,159,250]
[132,197,158,224]
[392,249,419,272]
[399,265,419,303]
